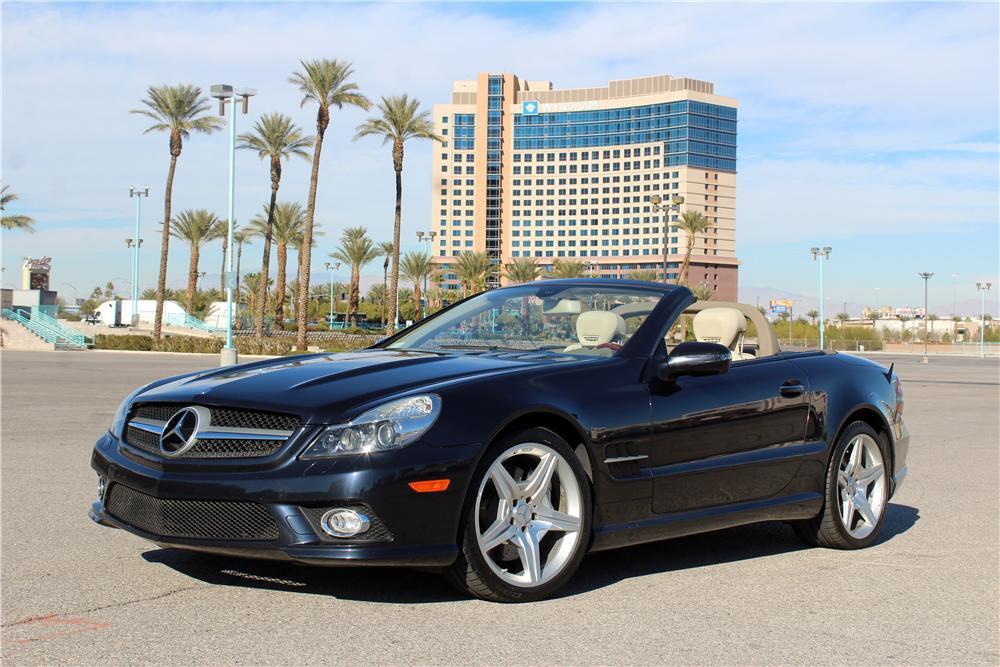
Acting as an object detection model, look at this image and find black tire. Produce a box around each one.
[793,421,889,549]
[445,427,592,602]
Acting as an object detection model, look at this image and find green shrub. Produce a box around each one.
[93,333,372,356]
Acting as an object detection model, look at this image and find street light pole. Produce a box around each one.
[211,84,255,366]
[416,231,438,319]
[976,282,992,358]
[128,187,148,325]
[918,272,934,363]
[650,194,684,282]
[325,262,340,330]
[810,247,832,350]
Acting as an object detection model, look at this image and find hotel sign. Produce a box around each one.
[519,100,607,114]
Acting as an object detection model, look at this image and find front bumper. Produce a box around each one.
[90,432,481,567]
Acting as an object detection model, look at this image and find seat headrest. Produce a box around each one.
[544,299,582,315]
[576,311,626,347]
[693,308,746,350]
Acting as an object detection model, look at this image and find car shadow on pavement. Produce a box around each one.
[557,503,919,598]
[142,503,918,603]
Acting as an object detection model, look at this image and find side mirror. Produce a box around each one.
[656,341,732,380]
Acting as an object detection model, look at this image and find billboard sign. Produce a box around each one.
[769,298,792,314]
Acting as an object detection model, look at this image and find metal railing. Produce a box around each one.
[2,308,91,349]
[164,312,224,335]
[32,308,94,347]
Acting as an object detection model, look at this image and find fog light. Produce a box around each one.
[319,508,371,538]
[97,476,106,503]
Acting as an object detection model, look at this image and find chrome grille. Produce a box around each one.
[133,404,300,431]
[123,403,299,459]
[105,484,278,541]
[123,426,286,459]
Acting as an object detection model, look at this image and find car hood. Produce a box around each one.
[134,348,575,423]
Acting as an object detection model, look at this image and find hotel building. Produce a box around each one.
[430,73,739,299]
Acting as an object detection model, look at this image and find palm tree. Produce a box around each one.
[248,201,306,326]
[675,210,712,286]
[290,59,371,350]
[240,272,272,320]
[504,256,541,284]
[237,113,313,338]
[368,283,387,311]
[836,312,850,327]
[168,209,221,314]
[131,84,222,339]
[377,241,394,324]
[400,251,433,318]
[690,281,714,302]
[504,257,540,327]
[629,269,658,282]
[806,309,820,325]
[233,229,252,297]
[1,185,35,232]
[330,227,379,326]
[354,94,442,334]
[550,259,587,279]
[455,252,492,296]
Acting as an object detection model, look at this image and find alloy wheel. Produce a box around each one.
[837,433,887,539]
[474,443,583,587]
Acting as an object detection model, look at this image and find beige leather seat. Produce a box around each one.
[564,311,627,354]
[692,308,755,360]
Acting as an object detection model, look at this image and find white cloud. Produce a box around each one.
[1,1,997,295]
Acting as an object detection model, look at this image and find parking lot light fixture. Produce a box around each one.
[127,187,148,325]
[918,272,934,363]
[324,261,340,330]
[650,194,684,282]
[416,231,437,318]
[211,84,255,366]
[976,282,992,358]
[810,247,832,350]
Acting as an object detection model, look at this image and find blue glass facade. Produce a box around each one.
[453,113,475,150]
[513,100,736,172]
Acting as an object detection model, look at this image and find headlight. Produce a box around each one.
[301,394,441,459]
[109,386,145,439]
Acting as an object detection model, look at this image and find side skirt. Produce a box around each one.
[588,491,823,552]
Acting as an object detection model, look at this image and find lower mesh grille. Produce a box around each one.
[105,484,278,541]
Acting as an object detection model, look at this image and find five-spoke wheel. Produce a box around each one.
[794,421,889,549]
[836,433,887,540]
[448,428,591,602]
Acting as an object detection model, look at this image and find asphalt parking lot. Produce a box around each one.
[2,350,998,665]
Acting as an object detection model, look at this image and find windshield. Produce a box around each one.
[386,284,665,357]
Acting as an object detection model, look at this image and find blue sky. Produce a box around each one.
[2,1,998,315]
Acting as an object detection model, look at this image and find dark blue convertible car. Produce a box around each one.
[90,279,908,602]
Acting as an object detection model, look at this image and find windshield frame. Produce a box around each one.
[371,279,683,359]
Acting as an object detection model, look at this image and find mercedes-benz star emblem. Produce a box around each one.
[159,406,209,457]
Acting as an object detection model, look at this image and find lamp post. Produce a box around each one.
[211,84,255,366]
[810,247,832,350]
[976,282,992,358]
[127,187,148,325]
[324,262,340,330]
[650,194,685,282]
[918,272,934,363]
[416,231,438,319]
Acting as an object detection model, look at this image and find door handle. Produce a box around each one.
[780,381,805,397]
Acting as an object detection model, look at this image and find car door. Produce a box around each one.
[646,356,811,514]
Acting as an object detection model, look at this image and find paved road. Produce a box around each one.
[2,351,998,664]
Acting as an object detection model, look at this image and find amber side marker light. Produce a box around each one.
[409,479,451,493]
